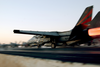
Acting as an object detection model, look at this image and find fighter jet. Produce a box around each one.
[14,6,100,48]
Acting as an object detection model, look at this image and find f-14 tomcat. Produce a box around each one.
[14,6,100,48]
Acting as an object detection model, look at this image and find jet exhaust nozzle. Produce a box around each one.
[88,27,100,39]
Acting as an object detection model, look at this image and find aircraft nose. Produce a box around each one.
[13,30,20,33]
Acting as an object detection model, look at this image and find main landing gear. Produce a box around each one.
[37,44,41,48]
[51,43,56,48]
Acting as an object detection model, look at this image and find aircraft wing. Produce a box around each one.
[14,30,60,36]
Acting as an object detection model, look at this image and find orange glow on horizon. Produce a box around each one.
[88,27,100,37]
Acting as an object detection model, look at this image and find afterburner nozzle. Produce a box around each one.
[88,27,100,38]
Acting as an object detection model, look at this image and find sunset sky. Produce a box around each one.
[0,0,100,44]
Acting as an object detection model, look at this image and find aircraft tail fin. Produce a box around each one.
[69,6,93,40]
[69,11,100,41]
[69,11,100,42]
[76,6,93,26]
[88,11,100,28]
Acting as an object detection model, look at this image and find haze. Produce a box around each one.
[0,0,100,44]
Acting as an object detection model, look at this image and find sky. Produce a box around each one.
[0,0,100,44]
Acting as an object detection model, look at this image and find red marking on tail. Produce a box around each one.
[82,17,92,24]
[77,9,92,25]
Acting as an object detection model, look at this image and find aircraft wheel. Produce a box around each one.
[37,44,41,48]
[51,43,56,48]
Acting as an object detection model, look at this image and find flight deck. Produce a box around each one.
[0,47,100,64]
